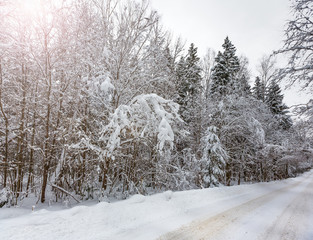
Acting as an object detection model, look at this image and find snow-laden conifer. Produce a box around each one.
[266,80,292,129]
[201,126,228,187]
[210,37,241,97]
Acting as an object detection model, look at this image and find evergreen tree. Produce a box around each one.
[253,76,266,101]
[175,43,202,124]
[266,80,286,114]
[175,56,188,120]
[185,43,202,98]
[184,44,202,148]
[164,47,175,73]
[266,80,292,129]
[174,43,203,154]
[201,126,228,187]
[239,74,251,96]
[222,37,240,76]
[210,51,228,96]
[210,37,240,97]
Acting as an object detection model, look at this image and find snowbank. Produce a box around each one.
[0,171,313,240]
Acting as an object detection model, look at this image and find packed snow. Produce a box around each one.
[1,170,313,240]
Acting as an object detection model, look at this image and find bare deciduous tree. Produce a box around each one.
[276,0,313,90]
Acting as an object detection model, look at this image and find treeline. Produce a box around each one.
[0,0,312,206]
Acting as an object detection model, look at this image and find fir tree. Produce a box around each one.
[201,126,228,187]
[266,80,286,114]
[210,51,228,96]
[175,56,188,121]
[175,43,202,124]
[266,80,292,129]
[175,43,203,153]
[185,43,202,98]
[240,74,251,96]
[253,76,266,101]
[210,37,240,97]
[222,37,240,76]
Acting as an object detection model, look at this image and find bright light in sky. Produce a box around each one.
[19,0,41,16]
[150,0,311,106]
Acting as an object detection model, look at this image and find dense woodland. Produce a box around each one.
[0,0,312,206]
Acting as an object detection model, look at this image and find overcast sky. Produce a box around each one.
[150,0,311,106]
[151,0,290,69]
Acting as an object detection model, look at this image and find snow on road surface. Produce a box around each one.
[159,172,313,240]
[1,171,313,240]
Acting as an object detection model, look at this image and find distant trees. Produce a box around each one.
[204,36,302,186]
[252,55,292,130]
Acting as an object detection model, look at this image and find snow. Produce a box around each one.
[158,117,174,151]
[1,171,313,240]
[0,188,9,203]
[101,94,180,156]
[100,76,115,93]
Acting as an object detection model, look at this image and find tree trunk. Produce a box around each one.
[41,32,52,203]
[26,83,38,196]
[41,162,50,203]
[0,61,9,188]
[226,162,232,186]
[16,64,27,198]
[41,96,51,203]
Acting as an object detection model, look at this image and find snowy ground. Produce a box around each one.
[1,171,313,240]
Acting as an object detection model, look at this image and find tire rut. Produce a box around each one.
[261,175,313,240]
[158,174,312,240]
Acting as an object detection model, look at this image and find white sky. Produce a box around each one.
[150,0,312,106]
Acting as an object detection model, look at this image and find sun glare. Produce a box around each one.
[19,0,41,16]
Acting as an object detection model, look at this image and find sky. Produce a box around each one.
[150,0,311,106]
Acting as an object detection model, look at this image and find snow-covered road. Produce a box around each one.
[159,172,313,240]
[1,171,313,240]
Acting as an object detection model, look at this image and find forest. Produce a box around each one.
[0,0,312,206]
